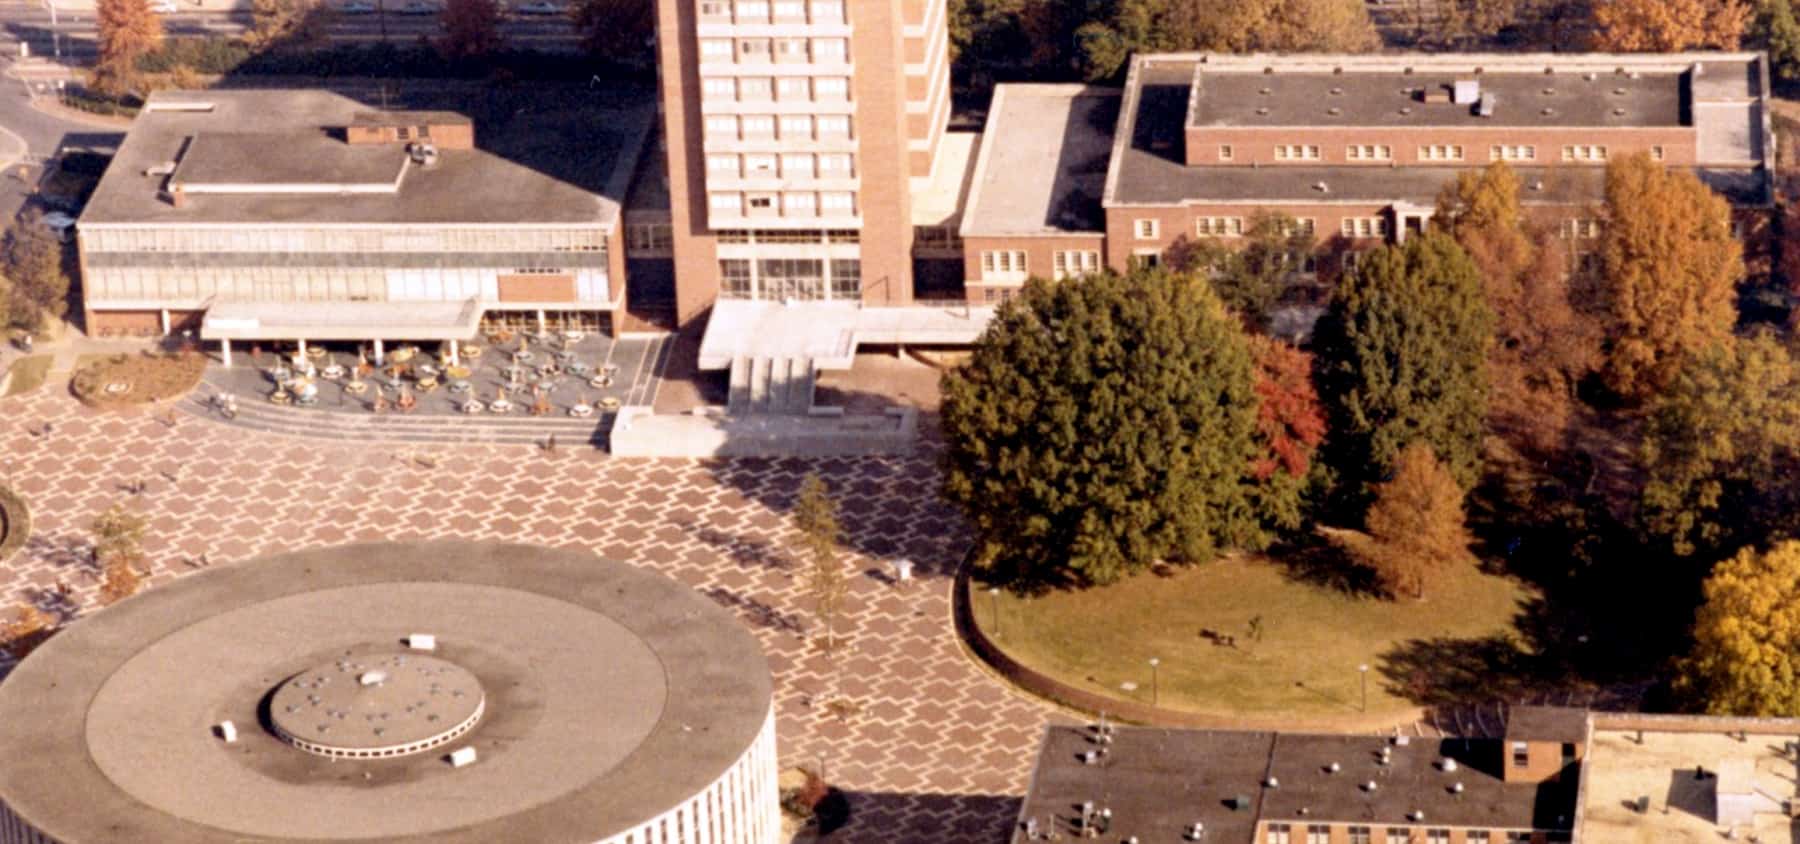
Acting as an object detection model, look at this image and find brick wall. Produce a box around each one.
[1183,126,1697,167]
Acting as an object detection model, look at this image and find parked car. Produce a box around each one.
[396,0,440,14]
[39,212,76,243]
[146,0,180,13]
[339,0,376,13]
[514,0,563,13]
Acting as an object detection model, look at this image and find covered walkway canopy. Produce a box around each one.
[697,299,996,371]
[200,299,485,366]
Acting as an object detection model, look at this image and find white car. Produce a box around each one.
[39,212,76,243]
[396,0,440,14]
[339,0,376,12]
[514,1,563,13]
[146,0,180,12]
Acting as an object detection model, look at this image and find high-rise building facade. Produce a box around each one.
[655,0,952,324]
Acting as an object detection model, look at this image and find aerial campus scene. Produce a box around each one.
[2,0,1800,841]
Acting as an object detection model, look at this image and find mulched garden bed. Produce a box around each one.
[70,351,207,410]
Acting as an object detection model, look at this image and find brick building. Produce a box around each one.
[962,51,1774,324]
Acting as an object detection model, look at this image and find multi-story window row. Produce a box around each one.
[716,257,860,300]
[703,113,854,142]
[705,151,855,178]
[708,190,856,217]
[697,0,845,26]
[699,37,853,66]
[1490,144,1537,161]
[80,226,607,254]
[84,263,613,305]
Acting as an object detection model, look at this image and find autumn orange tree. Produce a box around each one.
[1590,0,1750,51]
[1362,444,1472,600]
[1070,0,1376,80]
[441,0,503,60]
[94,0,164,96]
[0,604,53,660]
[1436,162,1599,453]
[92,502,146,607]
[1598,153,1742,402]
[1247,335,1326,532]
[1676,541,1800,715]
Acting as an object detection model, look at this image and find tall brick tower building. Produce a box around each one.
[654,0,952,325]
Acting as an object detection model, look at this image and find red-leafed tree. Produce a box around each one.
[440,0,503,59]
[1248,334,1326,532]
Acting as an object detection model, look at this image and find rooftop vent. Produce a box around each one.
[1400,106,1414,115]
[1312,181,1329,193]
[1531,180,1544,191]
[1440,758,1458,772]
[1613,107,1627,116]
[1409,810,1426,822]
[1327,762,1342,773]
[1543,87,1556,96]
[1585,71,1598,81]
[1453,79,1481,104]
[215,721,238,742]
[407,142,439,167]
[1478,93,1496,117]
[1259,87,1272,95]
[1186,822,1206,841]
[1451,782,1465,795]
[1363,780,1379,792]
[1264,66,1274,74]
[1265,777,1280,788]
[1613,87,1627,95]
[1394,736,1410,747]
[408,633,437,651]
[1328,107,1342,116]
[1403,66,1414,75]
[1229,795,1251,810]
[1330,86,1344,95]
[144,161,177,177]
[1541,107,1556,116]
[1256,107,1271,116]
[1544,66,1555,75]
[1333,66,1344,75]
[446,746,478,767]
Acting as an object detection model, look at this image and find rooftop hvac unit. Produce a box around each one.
[1453,79,1481,104]
[407,142,440,167]
[1186,821,1206,841]
[1478,93,1498,117]
[447,746,478,767]
[1440,758,1458,772]
[216,720,238,742]
[408,633,437,651]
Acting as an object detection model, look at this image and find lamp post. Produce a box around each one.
[1359,663,1370,713]
[1149,657,1160,707]
[986,586,1001,640]
[44,0,61,60]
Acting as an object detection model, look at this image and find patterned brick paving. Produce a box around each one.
[0,387,1060,843]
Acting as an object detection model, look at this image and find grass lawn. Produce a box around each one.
[975,554,1531,721]
[2,354,54,397]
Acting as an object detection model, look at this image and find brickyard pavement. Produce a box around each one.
[0,385,1064,843]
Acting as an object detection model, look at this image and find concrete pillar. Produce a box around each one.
[221,339,232,367]
[373,339,385,365]
[450,339,460,366]
[297,338,307,357]
[159,309,170,335]
[536,309,546,333]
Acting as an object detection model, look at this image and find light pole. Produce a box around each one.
[1359,663,1370,713]
[986,586,1001,640]
[44,0,61,60]
[1149,657,1160,706]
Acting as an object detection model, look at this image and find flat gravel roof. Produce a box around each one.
[0,541,772,843]
[961,85,1118,237]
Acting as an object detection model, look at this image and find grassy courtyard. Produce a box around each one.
[974,553,1531,722]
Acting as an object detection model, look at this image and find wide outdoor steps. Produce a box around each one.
[178,392,610,448]
[726,355,815,416]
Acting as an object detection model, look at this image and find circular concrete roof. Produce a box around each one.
[268,652,485,757]
[0,541,773,843]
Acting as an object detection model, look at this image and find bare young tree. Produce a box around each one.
[794,473,846,654]
[92,502,147,606]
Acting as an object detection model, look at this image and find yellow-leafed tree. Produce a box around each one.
[1362,444,1472,600]
[94,0,164,96]
[1590,0,1750,51]
[1677,541,1800,716]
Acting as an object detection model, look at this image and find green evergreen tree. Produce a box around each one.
[940,267,1266,587]
[1313,231,1493,511]
[3,216,69,331]
[1640,334,1800,561]
[1755,0,1800,82]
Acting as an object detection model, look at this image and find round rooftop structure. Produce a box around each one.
[0,541,778,844]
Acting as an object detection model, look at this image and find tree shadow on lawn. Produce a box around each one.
[1267,531,1384,598]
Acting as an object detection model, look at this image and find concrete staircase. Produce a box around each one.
[179,392,610,448]
[727,355,816,416]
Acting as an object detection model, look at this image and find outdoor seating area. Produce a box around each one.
[201,326,661,420]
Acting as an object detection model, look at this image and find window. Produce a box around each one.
[1052,250,1100,280]
[775,38,807,59]
[1274,144,1321,161]
[772,0,802,17]
[1562,218,1600,239]
[817,115,850,137]
[741,115,775,137]
[626,223,672,252]
[781,153,814,177]
[779,115,813,139]
[703,78,735,99]
[738,38,771,59]
[1219,144,1234,161]
[1135,219,1160,239]
[746,194,775,210]
[734,0,767,19]
[710,193,742,212]
[1651,144,1665,161]
[699,1,727,16]
[812,38,847,62]
[1341,251,1361,272]
[737,77,772,99]
[1419,144,1464,161]
[820,192,854,213]
[704,115,737,137]
[980,250,1027,281]
[744,154,777,176]
[1348,827,1372,844]
[1427,830,1450,844]
[1340,217,1387,238]
[706,154,740,176]
[1562,144,1608,162]
[1266,823,1291,844]
[818,154,852,176]
[815,77,848,98]
[1387,831,1410,844]
[1504,834,1532,844]
[1489,144,1537,161]
[1346,144,1391,161]
[1466,831,1491,843]
[829,259,860,298]
[776,77,809,101]
[703,39,733,59]
[1306,825,1331,844]
[784,192,816,214]
[1512,741,1530,767]
[1130,250,1160,270]
[720,259,753,298]
[809,0,841,20]
[1196,217,1244,237]
[1291,218,1317,237]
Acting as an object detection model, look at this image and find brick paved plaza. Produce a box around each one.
[0,385,1059,842]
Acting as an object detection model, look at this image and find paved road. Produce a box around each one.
[0,55,122,219]
[0,6,581,60]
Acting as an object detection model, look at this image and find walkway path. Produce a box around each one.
[0,384,1058,842]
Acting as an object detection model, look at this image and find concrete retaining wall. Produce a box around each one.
[608,406,917,458]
